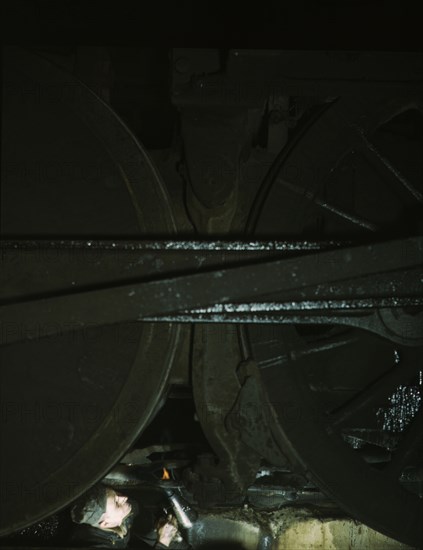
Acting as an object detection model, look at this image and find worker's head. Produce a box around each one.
[71,485,132,529]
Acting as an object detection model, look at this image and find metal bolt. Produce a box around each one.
[174,57,191,74]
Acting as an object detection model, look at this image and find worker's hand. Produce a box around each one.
[157,514,178,547]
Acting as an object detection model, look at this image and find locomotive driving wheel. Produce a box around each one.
[244,96,423,546]
[0,48,182,535]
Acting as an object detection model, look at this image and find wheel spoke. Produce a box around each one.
[385,406,423,478]
[277,177,379,231]
[256,331,357,370]
[329,350,421,428]
[355,125,423,204]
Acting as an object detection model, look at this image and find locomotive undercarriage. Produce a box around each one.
[1,47,422,547]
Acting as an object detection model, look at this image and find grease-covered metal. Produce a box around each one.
[173,297,423,314]
[377,350,422,433]
[0,238,345,252]
[8,514,60,542]
[2,237,421,346]
[143,301,423,346]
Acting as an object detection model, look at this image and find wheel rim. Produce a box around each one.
[243,96,423,545]
[0,48,181,534]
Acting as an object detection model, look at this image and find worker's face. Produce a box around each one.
[98,489,131,529]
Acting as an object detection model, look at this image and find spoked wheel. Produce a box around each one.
[243,96,423,546]
[0,48,181,535]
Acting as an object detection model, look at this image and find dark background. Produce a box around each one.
[1,0,422,51]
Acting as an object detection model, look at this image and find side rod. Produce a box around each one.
[0,237,422,345]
